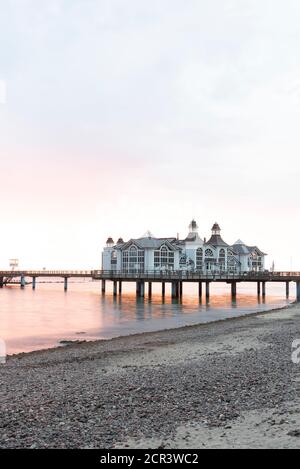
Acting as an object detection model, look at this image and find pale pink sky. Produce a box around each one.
[0,1,300,270]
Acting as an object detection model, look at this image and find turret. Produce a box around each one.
[106,237,114,247]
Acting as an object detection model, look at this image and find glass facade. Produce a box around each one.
[154,246,174,269]
[122,246,145,272]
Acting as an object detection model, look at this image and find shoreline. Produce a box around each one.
[7,300,296,360]
[1,301,300,448]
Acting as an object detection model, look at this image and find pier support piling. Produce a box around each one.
[64,277,68,292]
[148,282,152,298]
[21,275,26,289]
[257,282,261,296]
[32,277,36,290]
[162,282,165,298]
[179,282,183,298]
[136,281,145,298]
[198,282,203,299]
[0,277,3,288]
[118,281,122,295]
[113,281,118,296]
[262,281,266,298]
[101,280,106,294]
[206,282,210,300]
[297,282,300,302]
[231,281,237,299]
[286,282,290,298]
[172,281,179,299]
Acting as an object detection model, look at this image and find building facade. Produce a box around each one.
[102,221,266,273]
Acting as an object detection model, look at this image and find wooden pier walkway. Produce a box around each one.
[0,270,300,300]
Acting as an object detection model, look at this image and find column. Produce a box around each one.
[297,281,300,302]
[162,282,165,298]
[119,281,122,295]
[257,282,261,296]
[139,281,145,298]
[206,281,210,300]
[172,281,179,299]
[286,281,290,299]
[32,277,36,290]
[64,277,68,292]
[179,282,183,298]
[0,277,3,288]
[148,282,152,298]
[113,281,118,296]
[231,281,237,299]
[198,282,202,299]
[101,280,106,294]
[21,275,26,289]
[262,281,266,298]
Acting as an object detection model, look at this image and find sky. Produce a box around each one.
[0,0,300,270]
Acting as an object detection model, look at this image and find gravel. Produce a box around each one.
[0,304,300,448]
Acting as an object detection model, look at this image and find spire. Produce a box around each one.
[207,222,228,247]
[211,222,221,236]
[189,219,198,233]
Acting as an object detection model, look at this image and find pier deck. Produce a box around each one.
[0,270,299,300]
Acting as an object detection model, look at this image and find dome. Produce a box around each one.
[212,222,221,232]
[117,237,124,244]
[106,237,114,246]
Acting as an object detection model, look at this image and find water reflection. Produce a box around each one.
[0,280,294,355]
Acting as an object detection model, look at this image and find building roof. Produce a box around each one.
[206,234,229,247]
[115,237,181,251]
[212,222,221,231]
[231,243,267,256]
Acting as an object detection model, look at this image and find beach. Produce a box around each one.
[1,303,300,449]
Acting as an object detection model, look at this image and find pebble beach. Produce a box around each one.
[1,304,300,449]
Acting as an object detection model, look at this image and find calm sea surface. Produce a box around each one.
[0,279,295,355]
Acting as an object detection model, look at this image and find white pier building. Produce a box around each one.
[102,221,266,273]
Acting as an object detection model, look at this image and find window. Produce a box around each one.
[111,251,117,266]
[250,251,262,271]
[227,250,236,272]
[196,248,203,270]
[122,245,144,272]
[219,249,226,271]
[154,245,175,269]
[205,249,214,258]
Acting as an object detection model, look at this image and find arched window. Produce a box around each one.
[205,249,214,258]
[122,245,144,272]
[154,245,174,269]
[219,249,226,271]
[196,248,203,270]
[111,251,117,266]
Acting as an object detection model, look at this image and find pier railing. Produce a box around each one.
[0,270,300,281]
[91,270,300,281]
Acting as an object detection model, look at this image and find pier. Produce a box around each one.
[0,270,300,301]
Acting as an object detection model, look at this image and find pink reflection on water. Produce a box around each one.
[0,279,294,355]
